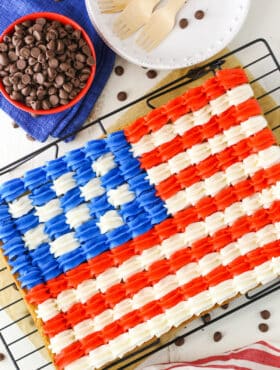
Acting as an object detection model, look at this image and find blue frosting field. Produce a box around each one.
[0,131,169,289]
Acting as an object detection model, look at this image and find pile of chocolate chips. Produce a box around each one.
[0,18,95,110]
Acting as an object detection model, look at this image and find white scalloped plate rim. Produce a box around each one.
[86,0,251,70]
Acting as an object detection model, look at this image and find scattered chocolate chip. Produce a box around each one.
[26,134,35,141]
[11,122,19,128]
[146,69,157,79]
[174,337,185,346]
[117,91,127,101]
[221,303,229,310]
[260,310,270,320]
[114,65,124,76]
[195,10,205,20]
[179,18,189,29]
[258,323,269,332]
[0,353,5,361]
[213,331,222,342]
[202,313,211,323]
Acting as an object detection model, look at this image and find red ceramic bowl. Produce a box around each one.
[0,12,96,115]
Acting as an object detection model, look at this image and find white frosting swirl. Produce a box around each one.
[97,210,124,234]
[92,152,116,177]
[80,178,105,201]
[147,163,171,185]
[50,232,79,257]
[107,184,135,207]
[35,199,62,222]
[52,172,76,196]
[9,195,33,219]
[23,224,49,250]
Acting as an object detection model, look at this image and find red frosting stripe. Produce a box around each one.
[124,68,249,144]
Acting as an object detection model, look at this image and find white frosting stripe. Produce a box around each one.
[62,255,280,369]
[37,181,280,323]
[131,84,254,157]
[146,115,267,186]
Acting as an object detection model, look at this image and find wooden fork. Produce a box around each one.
[137,0,187,51]
[113,0,161,39]
[98,0,132,13]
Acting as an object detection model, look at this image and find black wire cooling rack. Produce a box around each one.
[0,38,280,370]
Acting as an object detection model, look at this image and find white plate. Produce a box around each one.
[86,0,251,70]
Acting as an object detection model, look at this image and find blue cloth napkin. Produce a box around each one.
[0,0,115,142]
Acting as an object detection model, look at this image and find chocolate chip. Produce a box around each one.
[3,76,12,86]
[0,53,9,66]
[59,89,68,99]
[11,91,23,101]
[260,310,271,320]
[0,353,5,361]
[63,82,73,93]
[72,30,81,40]
[24,35,34,44]
[0,43,8,52]
[114,65,124,76]
[258,323,269,332]
[47,40,56,51]
[33,62,42,73]
[22,86,31,96]
[195,10,205,20]
[55,73,64,87]
[56,40,65,54]
[12,121,19,128]
[174,337,185,346]
[179,18,189,29]
[42,99,51,110]
[36,18,47,26]
[16,59,26,70]
[60,98,69,105]
[76,53,86,63]
[33,30,42,42]
[48,58,59,68]
[117,91,127,101]
[213,331,222,342]
[22,74,31,85]
[49,94,59,107]
[35,72,45,84]
[26,133,36,141]
[48,86,57,95]
[202,313,211,323]
[30,100,41,110]
[8,51,18,62]
[31,47,40,58]
[147,69,157,79]
[82,45,91,56]
[87,56,95,66]
[221,303,229,310]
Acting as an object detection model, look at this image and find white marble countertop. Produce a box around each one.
[1,0,280,369]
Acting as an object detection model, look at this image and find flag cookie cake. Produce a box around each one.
[1,68,280,370]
